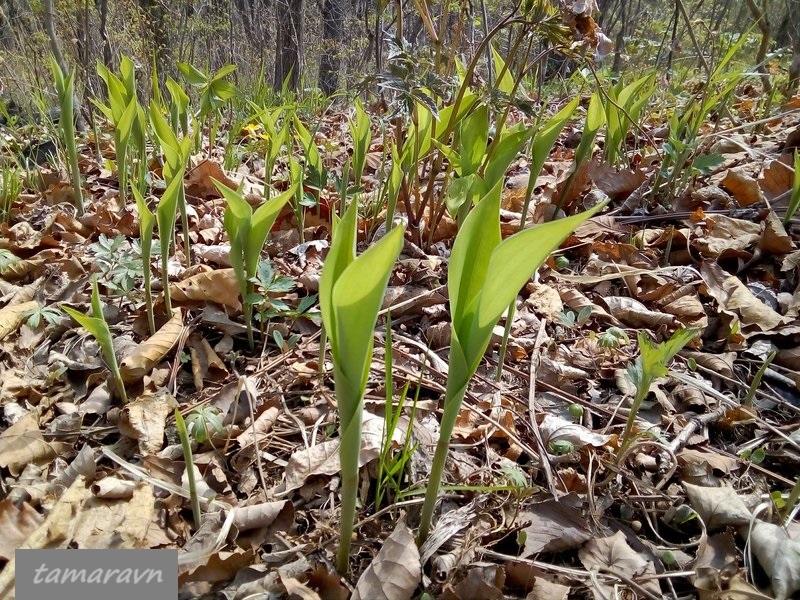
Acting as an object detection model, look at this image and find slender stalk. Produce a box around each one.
[418,372,468,544]
[175,409,201,529]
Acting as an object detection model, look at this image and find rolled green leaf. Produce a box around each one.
[320,200,405,574]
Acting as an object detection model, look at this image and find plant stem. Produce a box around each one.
[336,396,362,574]
[417,370,468,544]
[174,409,201,529]
[495,302,515,381]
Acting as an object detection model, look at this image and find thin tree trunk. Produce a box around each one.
[274,0,304,90]
[318,0,344,95]
[745,0,773,96]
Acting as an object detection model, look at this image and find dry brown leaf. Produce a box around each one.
[600,296,676,328]
[170,268,241,311]
[0,412,68,475]
[280,572,322,600]
[700,260,787,334]
[69,480,156,548]
[186,159,238,199]
[538,414,613,451]
[117,391,179,454]
[527,578,570,600]
[442,565,505,600]
[120,308,185,383]
[678,448,740,486]
[759,158,793,202]
[759,211,795,254]
[517,495,593,556]
[681,351,736,379]
[352,521,421,600]
[524,282,563,320]
[721,168,763,206]
[0,476,92,598]
[578,530,660,599]
[0,499,44,561]
[747,521,800,600]
[683,481,751,530]
[282,413,405,493]
[188,334,229,390]
[0,300,38,341]
[694,214,760,257]
[0,258,46,280]
[231,500,294,534]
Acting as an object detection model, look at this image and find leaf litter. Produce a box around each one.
[0,92,799,600]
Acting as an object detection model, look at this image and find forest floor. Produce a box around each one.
[1,93,800,600]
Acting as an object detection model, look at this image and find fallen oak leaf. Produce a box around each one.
[352,521,420,600]
[120,307,185,383]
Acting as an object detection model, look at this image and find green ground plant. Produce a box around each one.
[174,408,202,529]
[0,165,21,223]
[375,313,420,512]
[319,200,405,574]
[178,62,238,154]
[417,184,607,543]
[155,170,186,318]
[621,329,697,456]
[49,57,84,215]
[150,100,193,268]
[132,186,157,335]
[62,279,127,402]
[213,180,296,349]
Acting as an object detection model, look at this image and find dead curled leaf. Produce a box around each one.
[516,494,593,556]
[169,268,241,311]
[352,521,421,600]
[538,414,613,451]
[746,521,800,600]
[578,530,661,599]
[682,481,751,530]
[119,307,185,383]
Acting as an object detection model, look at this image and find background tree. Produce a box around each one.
[318,0,344,95]
[274,0,304,91]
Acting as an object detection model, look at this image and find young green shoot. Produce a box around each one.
[174,408,202,529]
[50,57,84,215]
[155,169,186,318]
[417,184,606,544]
[213,179,296,349]
[0,165,21,223]
[150,101,193,268]
[132,186,157,335]
[621,329,696,457]
[319,200,405,574]
[62,279,127,402]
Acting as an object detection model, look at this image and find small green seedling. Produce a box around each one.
[417,184,606,544]
[50,56,83,215]
[62,279,127,402]
[598,326,630,349]
[556,306,593,329]
[621,329,696,456]
[156,168,186,318]
[557,93,605,211]
[0,165,21,223]
[185,405,224,445]
[174,408,201,529]
[348,99,371,194]
[213,179,296,349]
[132,186,156,335]
[320,200,405,574]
